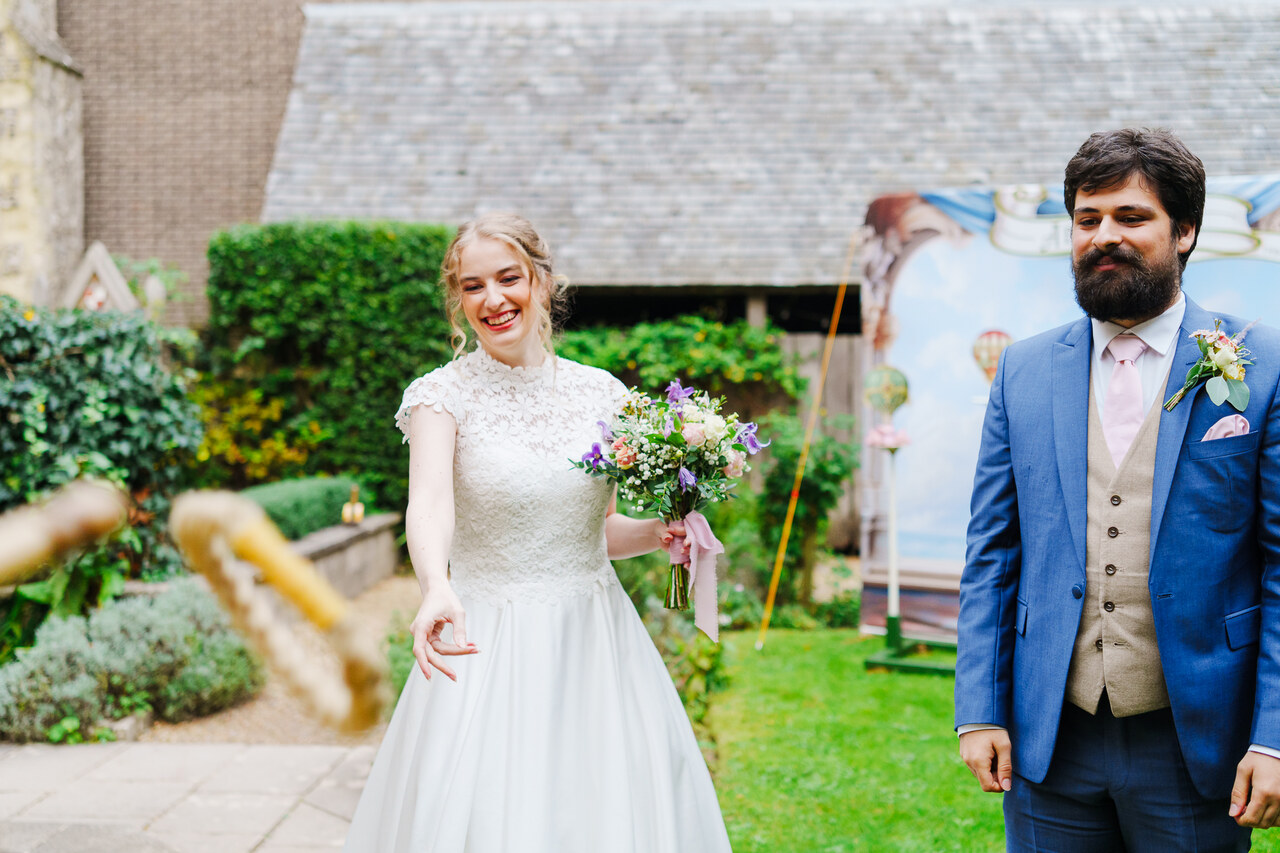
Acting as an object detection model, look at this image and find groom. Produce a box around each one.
[955,128,1280,851]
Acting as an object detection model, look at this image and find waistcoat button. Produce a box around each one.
[1105,564,1117,575]
[1104,601,1115,612]
[1095,639,1103,650]
[1108,527,1119,538]
[1111,495,1122,506]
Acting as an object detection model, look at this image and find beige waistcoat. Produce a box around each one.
[1064,385,1169,717]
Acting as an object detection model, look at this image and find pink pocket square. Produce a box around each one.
[1202,414,1249,441]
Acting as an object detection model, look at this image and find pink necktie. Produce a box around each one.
[1103,334,1148,466]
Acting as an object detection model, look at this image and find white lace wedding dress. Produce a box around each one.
[342,348,732,853]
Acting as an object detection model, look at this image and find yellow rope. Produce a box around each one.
[755,229,860,651]
[170,491,389,733]
[0,480,127,587]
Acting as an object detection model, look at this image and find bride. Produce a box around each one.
[342,213,733,852]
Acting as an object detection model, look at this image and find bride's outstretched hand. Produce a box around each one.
[410,587,479,682]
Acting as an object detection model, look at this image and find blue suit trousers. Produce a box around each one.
[1003,698,1251,852]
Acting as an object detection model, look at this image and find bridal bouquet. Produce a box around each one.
[574,380,768,639]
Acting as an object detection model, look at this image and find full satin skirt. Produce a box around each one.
[342,576,732,852]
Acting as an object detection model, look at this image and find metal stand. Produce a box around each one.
[863,450,956,675]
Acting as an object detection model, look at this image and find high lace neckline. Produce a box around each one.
[468,345,557,383]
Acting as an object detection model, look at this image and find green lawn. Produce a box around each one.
[711,629,1002,852]
[710,629,1280,852]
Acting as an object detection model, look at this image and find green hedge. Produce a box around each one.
[0,296,201,660]
[242,475,367,541]
[558,316,804,419]
[204,221,455,511]
[0,578,263,742]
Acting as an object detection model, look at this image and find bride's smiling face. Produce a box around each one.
[458,237,547,366]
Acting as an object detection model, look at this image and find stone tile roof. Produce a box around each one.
[264,0,1280,286]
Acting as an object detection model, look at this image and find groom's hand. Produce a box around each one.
[959,729,1013,793]
[1231,751,1280,828]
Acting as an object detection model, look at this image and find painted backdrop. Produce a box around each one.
[861,176,1280,584]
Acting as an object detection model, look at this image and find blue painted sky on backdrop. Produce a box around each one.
[884,176,1280,567]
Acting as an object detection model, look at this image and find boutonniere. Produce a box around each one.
[1163,319,1255,412]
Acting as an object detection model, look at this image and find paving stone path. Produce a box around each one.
[0,742,373,853]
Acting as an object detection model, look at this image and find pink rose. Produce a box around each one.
[681,422,707,447]
[612,438,637,468]
[723,449,747,478]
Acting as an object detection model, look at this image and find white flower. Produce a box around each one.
[702,413,728,444]
[1212,346,1239,370]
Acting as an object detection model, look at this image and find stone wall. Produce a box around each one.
[31,52,81,303]
[0,0,82,306]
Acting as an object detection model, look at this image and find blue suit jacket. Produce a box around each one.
[955,297,1280,798]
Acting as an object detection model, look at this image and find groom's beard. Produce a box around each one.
[1073,244,1182,324]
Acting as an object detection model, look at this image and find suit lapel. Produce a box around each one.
[1150,298,1213,561]
[1053,319,1092,573]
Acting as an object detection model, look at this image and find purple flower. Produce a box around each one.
[735,422,770,455]
[666,379,695,404]
[677,467,697,492]
[580,442,605,470]
[661,415,675,437]
[597,420,614,442]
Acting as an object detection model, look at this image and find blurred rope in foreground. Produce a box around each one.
[171,491,389,733]
[0,480,128,588]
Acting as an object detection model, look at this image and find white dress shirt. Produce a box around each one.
[1089,293,1184,419]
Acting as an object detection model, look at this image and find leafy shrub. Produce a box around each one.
[758,412,859,608]
[642,600,725,731]
[114,255,189,306]
[204,221,455,512]
[719,582,765,630]
[558,316,804,419]
[0,297,202,660]
[187,377,329,490]
[815,590,861,629]
[0,578,263,742]
[241,475,367,541]
[768,603,820,631]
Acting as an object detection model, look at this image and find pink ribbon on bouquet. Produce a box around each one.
[677,511,724,642]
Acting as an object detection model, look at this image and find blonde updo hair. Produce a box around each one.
[440,213,570,359]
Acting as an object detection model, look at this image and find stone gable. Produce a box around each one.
[263,0,1280,288]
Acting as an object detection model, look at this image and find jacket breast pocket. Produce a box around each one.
[1187,431,1260,460]
[1183,432,1260,533]
[1225,605,1260,651]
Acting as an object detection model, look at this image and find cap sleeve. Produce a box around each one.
[395,366,462,442]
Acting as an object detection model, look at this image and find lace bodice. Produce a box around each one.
[396,348,627,604]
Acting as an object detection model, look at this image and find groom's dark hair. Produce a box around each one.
[1064,128,1206,269]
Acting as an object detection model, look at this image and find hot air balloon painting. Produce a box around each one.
[973,330,1013,384]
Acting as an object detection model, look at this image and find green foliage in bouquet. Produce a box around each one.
[558,316,805,418]
[758,412,859,609]
[0,578,263,742]
[242,475,371,541]
[204,221,455,511]
[0,297,202,661]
